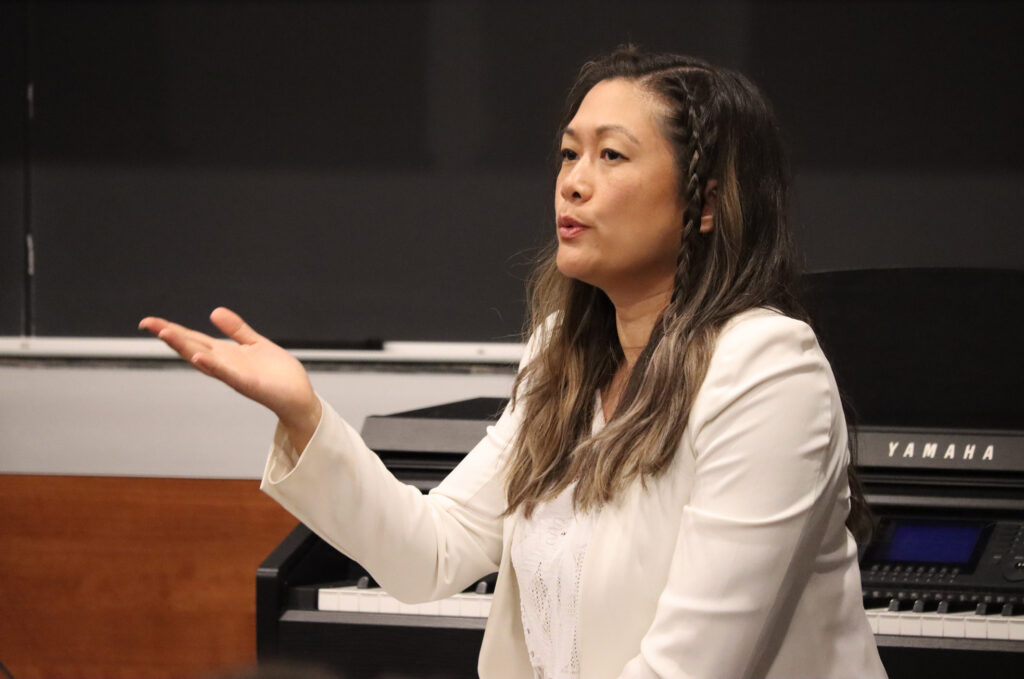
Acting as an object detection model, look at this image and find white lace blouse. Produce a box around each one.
[509,399,606,679]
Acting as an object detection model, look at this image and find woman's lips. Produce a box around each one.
[557,216,590,239]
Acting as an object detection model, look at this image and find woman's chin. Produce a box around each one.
[555,255,598,286]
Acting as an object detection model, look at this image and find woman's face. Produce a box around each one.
[555,78,685,305]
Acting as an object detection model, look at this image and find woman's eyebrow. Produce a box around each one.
[561,124,641,145]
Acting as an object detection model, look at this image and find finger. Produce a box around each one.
[156,323,217,361]
[210,307,263,345]
[191,348,253,397]
[138,316,170,335]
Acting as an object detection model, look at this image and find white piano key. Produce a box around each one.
[877,611,902,635]
[920,613,944,637]
[459,596,482,618]
[318,589,337,611]
[941,611,972,638]
[986,617,1010,640]
[359,590,382,613]
[964,615,988,639]
[897,614,922,636]
[318,584,492,618]
[865,608,880,634]
[1010,619,1024,641]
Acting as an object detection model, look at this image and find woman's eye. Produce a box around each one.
[601,148,625,161]
[560,148,578,161]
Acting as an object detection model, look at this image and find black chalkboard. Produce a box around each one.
[6,1,1023,342]
[0,2,26,336]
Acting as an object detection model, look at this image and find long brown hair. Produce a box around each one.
[505,47,871,542]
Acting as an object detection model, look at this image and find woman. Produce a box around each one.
[141,48,886,679]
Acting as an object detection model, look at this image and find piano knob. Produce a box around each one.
[1002,557,1024,582]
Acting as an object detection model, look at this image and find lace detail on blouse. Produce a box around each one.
[511,483,597,679]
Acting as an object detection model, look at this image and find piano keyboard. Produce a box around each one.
[866,595,1024,641]
[317,575,494,618]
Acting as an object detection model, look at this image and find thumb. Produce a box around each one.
[210,307,263,345]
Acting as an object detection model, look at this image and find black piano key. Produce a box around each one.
[912,599,939,613]
[975,602,992,615]
[937,599,976,614]
[887,598,913,612]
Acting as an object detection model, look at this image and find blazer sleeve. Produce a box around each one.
[618,312,850,679]
[259,330,543,604]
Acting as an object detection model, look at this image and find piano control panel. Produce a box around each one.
[862,517,1024,592]
[859,516,1024,644]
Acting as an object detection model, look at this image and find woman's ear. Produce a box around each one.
[699,179,719,234]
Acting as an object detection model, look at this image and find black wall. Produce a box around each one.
[1,1,1021,342]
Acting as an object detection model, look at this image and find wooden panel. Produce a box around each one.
[0,474,298,678]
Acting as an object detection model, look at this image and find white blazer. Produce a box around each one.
[261,308,887,679]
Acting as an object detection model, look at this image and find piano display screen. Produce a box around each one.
[871,519,989,567]
[880,522,983,565]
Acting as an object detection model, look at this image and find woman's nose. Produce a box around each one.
[559,158,592,203]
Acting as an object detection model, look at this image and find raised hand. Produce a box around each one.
[139,307,322,450]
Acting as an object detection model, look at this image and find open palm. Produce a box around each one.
[139,307,320,444]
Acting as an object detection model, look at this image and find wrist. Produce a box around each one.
[281,394,322,453]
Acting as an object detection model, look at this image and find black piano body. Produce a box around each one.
[258,268,1024,678]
